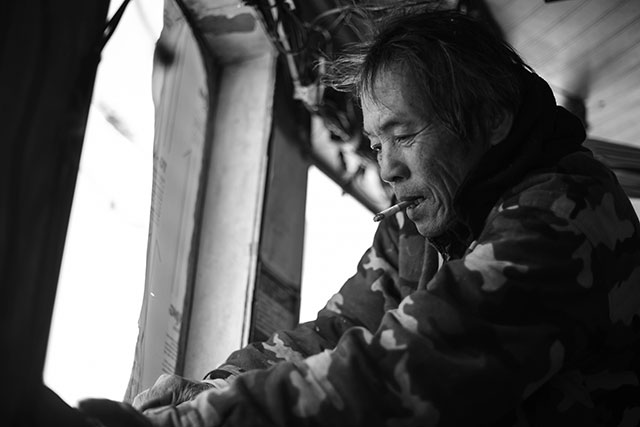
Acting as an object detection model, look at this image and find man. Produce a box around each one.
[82,8,640,427]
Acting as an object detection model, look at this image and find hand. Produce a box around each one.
[79,395,221,427]
[78,398,152,427]
[132,374,227,412]
[142,382,242,427]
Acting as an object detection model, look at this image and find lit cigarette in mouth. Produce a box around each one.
[373,198,423,222]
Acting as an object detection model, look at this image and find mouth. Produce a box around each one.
[400,196,423,204]
[404,197,424,211]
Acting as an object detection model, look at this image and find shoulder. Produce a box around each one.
[488,152,640,254]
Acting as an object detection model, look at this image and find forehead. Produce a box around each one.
[360,69,427,134]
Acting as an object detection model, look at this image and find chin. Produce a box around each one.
[414,220,447,238]
[409,206,450,237]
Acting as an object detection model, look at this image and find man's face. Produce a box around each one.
[362,70,490,237]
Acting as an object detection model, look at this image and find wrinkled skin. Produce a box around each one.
[78,374,229,427]
[362,69,492,238]
[132,374,226,412]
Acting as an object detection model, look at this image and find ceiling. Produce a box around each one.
[297,0,640,201]
[185,0,640,202]
[486,0,640,150]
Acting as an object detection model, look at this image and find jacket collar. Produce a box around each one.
[428,72,587,260]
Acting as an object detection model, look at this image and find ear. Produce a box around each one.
[488,109,514,146]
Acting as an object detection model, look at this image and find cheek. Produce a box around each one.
[411,146,453,176]
[412,147,471,193]
[442,141,480,177]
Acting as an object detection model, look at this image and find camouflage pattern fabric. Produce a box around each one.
[142,74,640,426]
[140,160,640,426]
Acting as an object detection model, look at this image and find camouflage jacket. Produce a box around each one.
[145,76,640,426]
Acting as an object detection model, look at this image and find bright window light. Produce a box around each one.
[44,0,162,406]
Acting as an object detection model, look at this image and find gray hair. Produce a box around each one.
[327,8,532,142]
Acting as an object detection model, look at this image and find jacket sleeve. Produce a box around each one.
[161,180,640,427]
[205,211,412,382]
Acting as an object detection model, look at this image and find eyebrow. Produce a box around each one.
[363,118,411,138]
[363,118,427,139]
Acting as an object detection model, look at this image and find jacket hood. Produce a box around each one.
[429,71,587,259]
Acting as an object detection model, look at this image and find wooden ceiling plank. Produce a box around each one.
[587,75,640,128]
[482,0,519,25]
[487,0,640,150]
[593,119,640,148]
[516,0,626,70]
[590,120,640,146]
[591,96,640,128]
[586,41,640,98]
[589,101,640,140]
[588,88,640,126]
[508,0,587,63]
[546,36,640,101]
[540,2,640,82]
[615,127,640,147]
[551,18,640,82]
[587,101,640,147]
[485,0,543,35]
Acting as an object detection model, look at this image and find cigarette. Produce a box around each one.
[373,199,423,222]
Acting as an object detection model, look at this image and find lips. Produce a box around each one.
[399,196,424,205]
[404,197,424,210]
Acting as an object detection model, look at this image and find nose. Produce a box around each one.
[378,146,409,185]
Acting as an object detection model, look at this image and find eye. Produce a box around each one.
[394,124,431,145]
[394,134,413,144]
[394,131,422,145]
